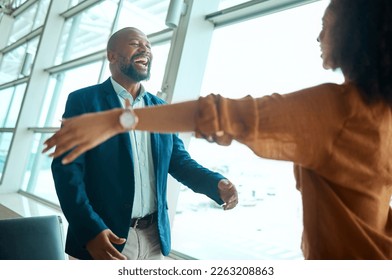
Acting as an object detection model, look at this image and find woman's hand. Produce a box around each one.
[43,108,125,164]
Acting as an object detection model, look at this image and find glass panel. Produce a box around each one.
[22,36,40,76]
[32,0,51,30]
[116,0,170,34]
[12,0,29,9]
[68,0,86,9]
[0,132,13,182]
[0,45,26,83]
[0,37,39,84]
[0,84,27,128]
[172,0,343,260]
[22,132,58,204]
[8,3,37,44]
[24,61,105,202]
[38,61,103,127]
[55,0,119,64]
[144,43,171,95]
[8,0,50,45]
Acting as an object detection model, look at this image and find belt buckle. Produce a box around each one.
[133,218,140,229]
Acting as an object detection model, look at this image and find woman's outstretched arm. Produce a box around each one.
[43,100,199,164]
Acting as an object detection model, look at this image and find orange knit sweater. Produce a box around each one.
[196,83,392,259]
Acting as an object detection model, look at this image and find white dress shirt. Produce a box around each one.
[110,77,157,218]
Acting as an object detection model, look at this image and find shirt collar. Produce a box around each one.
[110,76,147,104]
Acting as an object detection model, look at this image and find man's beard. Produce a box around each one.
[119,55,151,82]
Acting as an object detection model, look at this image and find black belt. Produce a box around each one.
[130,212,157,229]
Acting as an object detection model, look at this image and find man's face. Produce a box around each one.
[115,30,153,81]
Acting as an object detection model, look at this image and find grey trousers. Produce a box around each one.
[68,221,164,260]
[122,221,164,260]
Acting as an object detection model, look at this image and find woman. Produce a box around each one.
[44,0,392,259]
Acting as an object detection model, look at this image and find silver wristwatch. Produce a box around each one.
[119,106,138,130]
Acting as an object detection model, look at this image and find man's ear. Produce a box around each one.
[107,50,116,63]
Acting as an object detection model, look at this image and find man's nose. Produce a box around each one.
[138,43,150,52]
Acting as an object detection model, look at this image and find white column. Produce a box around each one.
[161,0,221,227]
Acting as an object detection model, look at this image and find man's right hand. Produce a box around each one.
[86,229,127,260]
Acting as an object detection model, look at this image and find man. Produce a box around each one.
[51,27,238,260]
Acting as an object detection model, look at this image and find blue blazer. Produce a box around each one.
[51,78,225,259]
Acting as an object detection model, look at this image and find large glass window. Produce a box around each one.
[0,132,13,182]
[0,37,39,84]
[55,0,120,64]
[171,0,343,260]
[116,0,170,33]
[8,0,50,45]
[0,84,27,128]
[22,132,56,203]
[22,61,103,203]
[0,83,26,182]
[41,62,104,127]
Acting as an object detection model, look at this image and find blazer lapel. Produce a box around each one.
[102,78,122,109]
[102,78,133,160]
[144,94,160,181]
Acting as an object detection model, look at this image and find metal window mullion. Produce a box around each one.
[0,27,42,54]
[0,128,15,133]
[10,0,39,18]
[27,127,59,133]
[0,76,29,91]
[205,0,320,27]
[148,28,173,45]
[44,50,106,74]
[60,0,103,19]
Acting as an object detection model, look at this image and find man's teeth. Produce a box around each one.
[135,58,148,65]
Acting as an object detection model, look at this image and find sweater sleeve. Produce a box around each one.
[195,84,348,169]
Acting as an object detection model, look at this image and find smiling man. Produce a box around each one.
[51,27,238,260]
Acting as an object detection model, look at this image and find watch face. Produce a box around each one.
[119,109,136,129]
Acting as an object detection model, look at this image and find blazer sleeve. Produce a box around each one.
[51,91,108,246]
[168,133,225,206]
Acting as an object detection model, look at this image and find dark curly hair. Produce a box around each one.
[327,0,392,105]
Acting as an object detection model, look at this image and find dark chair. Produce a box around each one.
[0,215,66,260]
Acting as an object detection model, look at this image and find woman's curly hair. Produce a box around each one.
[327,0,392,105]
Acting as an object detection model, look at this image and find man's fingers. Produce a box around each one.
[218,179,231,188]
[112,251,127,260]
[109,234,126,245]
[107,232,127,260]
[107,248,127,260]
[223,196,238,210]
[218,179,238,210]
